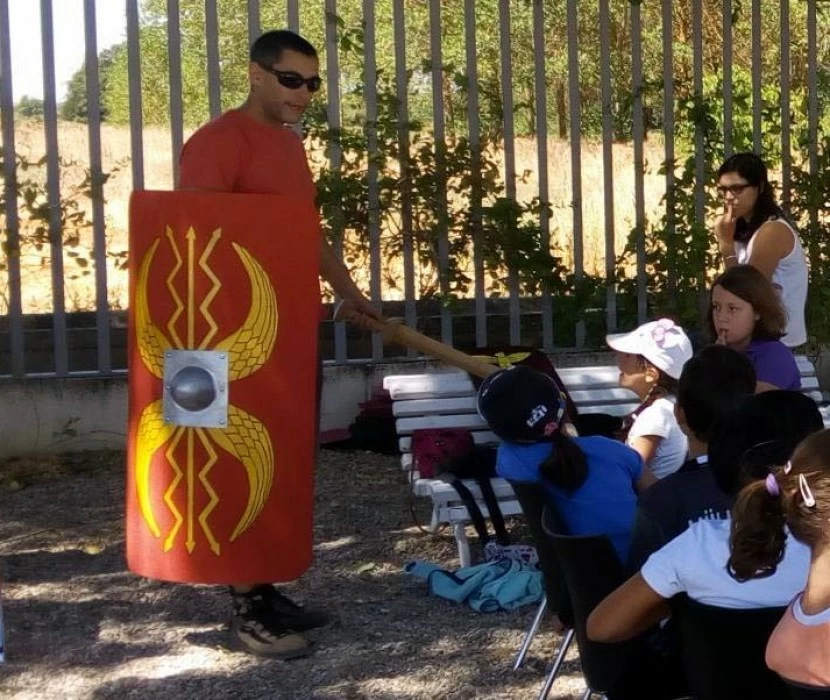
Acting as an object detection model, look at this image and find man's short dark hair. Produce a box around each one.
[676,345,756,443]
[250,30,317,65]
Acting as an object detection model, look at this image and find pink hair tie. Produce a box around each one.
[765,473,780,497]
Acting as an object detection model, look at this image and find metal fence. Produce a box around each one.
[0,0,825,377]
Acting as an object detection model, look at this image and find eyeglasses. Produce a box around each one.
[256,62,322,93]
[716,183,751,197]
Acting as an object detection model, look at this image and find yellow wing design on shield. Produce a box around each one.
[136,238,172,378]
[135,399,176,537]
[207,405,274,541]
[214,242,278,381]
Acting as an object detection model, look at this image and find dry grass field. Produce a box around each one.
[3,119,667,314]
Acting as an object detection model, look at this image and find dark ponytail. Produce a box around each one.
[539,430,589,494]
[727,478,787,582]
[728,430,830,582]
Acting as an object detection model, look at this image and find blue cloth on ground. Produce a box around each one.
[405,558,543,612]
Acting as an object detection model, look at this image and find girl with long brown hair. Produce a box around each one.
[709,264,800,392]
[729,429,830,688]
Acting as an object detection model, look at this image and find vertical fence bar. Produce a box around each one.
[0,0,24,376]
[325,1,347,363]
[393,0,417,352]
[722,0,733,158]
[780,0,791,206]
[533,0,553,350]
[631,1,646,324]
[599,0,616,333]
[287,0,299,32]
[464,0,486,348]
[807,0,818,232]
[83,0,111,373]
[499,0,520,345]
[167,0,184,187]
[751,0,762,153]
[40,0,68,375]
[430,0,452,345]
[363,0,382,359]
[247,0,261,44]
[126,0,145,190]
[566,0,584,345]
[693,0,706,305]
[662,0,676,303]
[205,0,221,119]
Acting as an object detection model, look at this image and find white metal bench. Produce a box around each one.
[384,356,827,566]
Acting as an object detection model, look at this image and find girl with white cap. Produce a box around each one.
[606,319,693,479]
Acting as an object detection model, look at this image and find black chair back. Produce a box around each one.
[787,682,830,699]
[507,481,573,625]
[541,504,633,694]
[672,595,788,700]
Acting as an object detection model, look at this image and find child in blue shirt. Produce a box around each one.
[477,366,655,563]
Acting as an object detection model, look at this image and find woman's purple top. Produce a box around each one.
[745,339,801,390]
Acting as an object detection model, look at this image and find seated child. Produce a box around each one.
[607,318,692,479]
[477,365,653,564]
[627,345,756,571]
[709,264,800,392]
[730,429,830,689]
[586,391,823,643]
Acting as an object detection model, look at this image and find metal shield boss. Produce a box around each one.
[126,191,320,584]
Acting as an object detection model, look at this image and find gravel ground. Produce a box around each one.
[0,449,586,699]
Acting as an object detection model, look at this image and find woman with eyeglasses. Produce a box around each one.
[714,152,808,348]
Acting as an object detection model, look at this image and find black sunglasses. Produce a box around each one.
[256,62,322,93]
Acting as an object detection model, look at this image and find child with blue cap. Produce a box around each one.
[477,365,656,563]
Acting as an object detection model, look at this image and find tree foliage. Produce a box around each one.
[15,96,44,119]
[60,46,122,122]
[53,1,830,343]
[96,1,822,137]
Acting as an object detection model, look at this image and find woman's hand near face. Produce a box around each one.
[715,203,738,266]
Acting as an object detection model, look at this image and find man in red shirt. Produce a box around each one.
[179,29,377,658]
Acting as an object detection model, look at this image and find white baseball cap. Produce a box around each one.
[606,318,692,380]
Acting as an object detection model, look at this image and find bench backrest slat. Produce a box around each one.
[386,355,825,462]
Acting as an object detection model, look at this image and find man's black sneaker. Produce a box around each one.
[247,584,329,632]
[230,588,309,659]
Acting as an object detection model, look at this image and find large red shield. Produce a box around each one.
[126,191,320,584]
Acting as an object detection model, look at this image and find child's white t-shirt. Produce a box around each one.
[626,396,688,479]
[641,518,810,609]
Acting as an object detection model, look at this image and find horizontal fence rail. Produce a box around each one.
[0,0,826,377]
